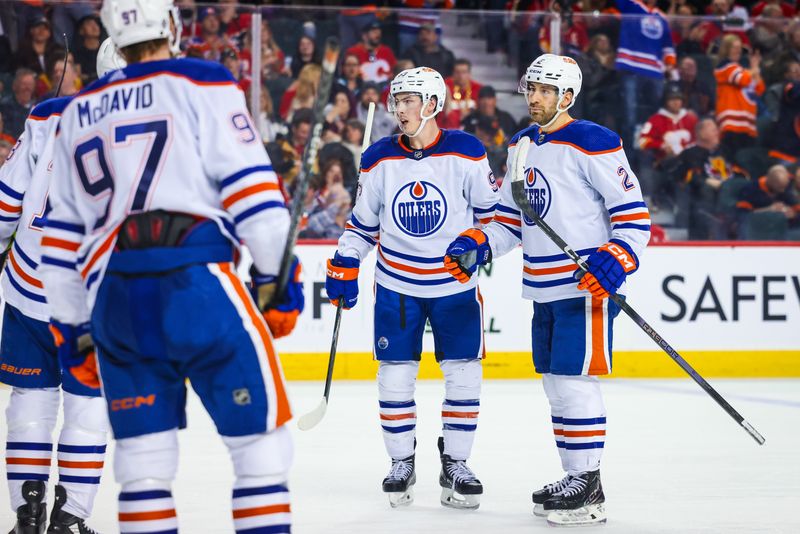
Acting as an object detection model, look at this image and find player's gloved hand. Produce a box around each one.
[443,228,492,283]
[325,252,359,309]
[48,321,100,389]
[251,256,305,339]
[576,240,638,299]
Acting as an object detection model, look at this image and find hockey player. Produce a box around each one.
[325,67,499,509]
[444,54,650,526]
[38,1,301,533]
[0,38,126,534]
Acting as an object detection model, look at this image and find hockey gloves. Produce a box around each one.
[48,321,100,389]
[251,256,305,339]
[576,240,638,299]
[444,228,492,283]
[325,252,360,309]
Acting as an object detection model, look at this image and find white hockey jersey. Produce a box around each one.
[338,129,498,298]
[40,58,289,324]
[483,120,651,303]
[0,96,71,321]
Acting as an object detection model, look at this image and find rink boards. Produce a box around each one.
[269,243,800,379]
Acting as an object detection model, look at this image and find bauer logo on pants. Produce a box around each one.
[522,167,552,226]
[391,180,448,237]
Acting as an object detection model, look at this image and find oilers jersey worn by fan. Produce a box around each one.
[483,119,651,303]
[0,97,71,321]
[40,58,288,325]
[340,129,498,297]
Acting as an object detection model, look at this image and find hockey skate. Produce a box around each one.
[46,485,100,534]
[382,455,416,508]
[543,470,606,527]
[437,437,482,510]
[8,480,46,534]
[531,474,573,517]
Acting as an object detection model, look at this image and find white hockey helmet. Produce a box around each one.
[387,67,446,137]
[96,37,127,77]
[519,54,582,106]
[100,0,182,55]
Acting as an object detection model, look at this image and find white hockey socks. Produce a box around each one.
[5,387,59,511]
[56,392,108,519]
[377,361,419,459]
[440,359,482,461]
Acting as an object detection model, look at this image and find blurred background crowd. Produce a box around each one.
[1,0,799,241]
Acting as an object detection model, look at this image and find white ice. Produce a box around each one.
[1,378,798,533]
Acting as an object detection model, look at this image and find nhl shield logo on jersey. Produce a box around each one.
[522,167,552,225]
[391,180,448,237]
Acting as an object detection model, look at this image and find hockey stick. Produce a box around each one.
[54,33,69,97]
[509,135,766,446]
[297,102,376,431]
[274,36,341,301]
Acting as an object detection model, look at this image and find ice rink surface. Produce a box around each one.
[1,378,798,533]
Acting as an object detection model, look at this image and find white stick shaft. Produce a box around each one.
[361,102,376,156]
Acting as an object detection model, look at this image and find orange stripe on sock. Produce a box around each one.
[58,460,104,469]
[380,413,415,420]
[441,411,478,418]
[218,262,292,427]
[232,503,291,519]
[554,429,606,437]
[6,458,50,466]
[118,509,176,521]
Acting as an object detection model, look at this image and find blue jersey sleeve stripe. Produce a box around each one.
[29,96,71,120]
[4,267,47,303]
[379,244,443,264]
[495,204,520,215]
[349,214,380,233]
[345,229,376,246]
[0,182,24,201]
[0,215,20,222]
[497,223,522,240]
[220,165,274,189]
[608,201,648,214]
[613,223,651,231]
[44,219,86,234]
[473,204,497,214]
[523,248,595,263]
[85,270,101,290]
[41,256,77,270]
[376,261,455,286]
[232,200,286,224]
[13,242,38,269]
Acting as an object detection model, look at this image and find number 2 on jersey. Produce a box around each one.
[73,118,170,229]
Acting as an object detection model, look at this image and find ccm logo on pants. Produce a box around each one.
[111,395,156,411]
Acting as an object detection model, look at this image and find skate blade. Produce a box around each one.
[546,503,606,527]
[533,503,547,517]
[387,485,415,508]
[440,487,480,510]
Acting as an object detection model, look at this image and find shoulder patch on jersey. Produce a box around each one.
[548,120,622,154]
[509,125,538,146]
[435,129,486,159]
[29,96,72,121]
[360,135,404,172]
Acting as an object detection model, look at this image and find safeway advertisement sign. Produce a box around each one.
[270,245,800,353]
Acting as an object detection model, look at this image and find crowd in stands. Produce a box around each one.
[1,0,799,241]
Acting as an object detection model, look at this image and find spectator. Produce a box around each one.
[239,20,287,79]
[221,46,250,93]
[462,86,518,143]
[0,138,12,168]
[677,56,715,116]
[0,69,37,139]
[579,33,620,128]
[750,4,787,57]
[750,0,795,18]
[323,87,355,141]
[472,115,508,179]
[300,159,352,240]
[400,22,455,78]
[639,82,698,164]
[14,15,58,75]
[217,0,247,37]
[290,35,320,80]
[345,21,396,84]
[279,63,321,121]
[338,4,378,53]
[538,3,588,57]
[50,1,95,45]
[397,2,447,53]
[764,63,800,166]
[762,22,800,86]
[186,7,229,61]
[714,34,764,159]
[444,59,482,123]
[338,53,363,96]
[273,108,314,191]
[736,164,799,224]
[341,118,366,165]
[696,0,751,52]
[668,117,741,238]
[356,82,396,142]
[40,51,82,100]
[614,0,676,148]
[72,14,103,84]
[251,87,286,143]
[0,111,15,146]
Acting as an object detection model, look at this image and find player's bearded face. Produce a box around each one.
[526,82,559,125]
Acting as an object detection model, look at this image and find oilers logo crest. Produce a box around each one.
[391,180,448,237]
[522,167,552,226]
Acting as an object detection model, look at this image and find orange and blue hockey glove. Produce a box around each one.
[576,239,638,299]
[48,321,100,389]
[443,228,492,283]
[251,256,305,339]
[325,252,360,309]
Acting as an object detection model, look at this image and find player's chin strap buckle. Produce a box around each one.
[115,210,206,250]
